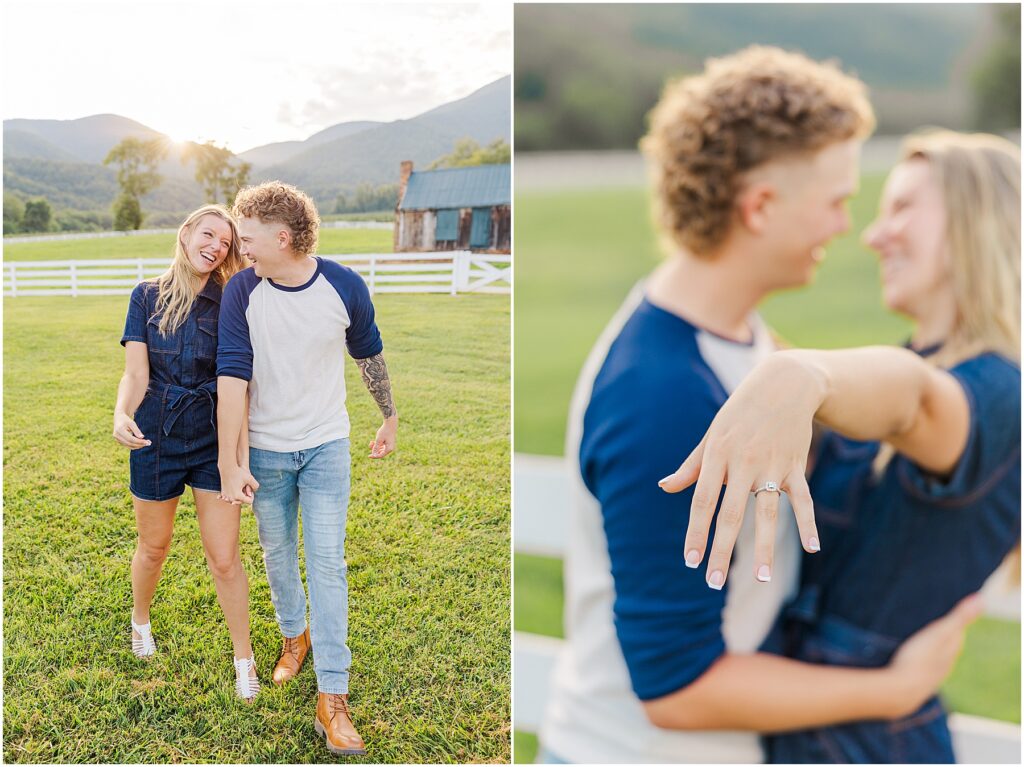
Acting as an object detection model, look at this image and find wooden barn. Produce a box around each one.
[394,161,511,253]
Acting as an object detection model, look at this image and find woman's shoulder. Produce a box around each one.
[951,352,1020,401]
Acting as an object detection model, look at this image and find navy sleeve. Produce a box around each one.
[322,259,383,359]
[581,358,727,701]
[216,271,255,381]
[899,353,1021,506]
[120,282,149,346]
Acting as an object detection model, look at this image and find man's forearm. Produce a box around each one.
[217,375,248,468]
[355,352,396,418]
[643,652,908,733]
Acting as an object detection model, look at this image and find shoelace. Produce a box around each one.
[282,634,303,660]
[233,657,260,701]
[328,694,351,718]
[131,619,157,658]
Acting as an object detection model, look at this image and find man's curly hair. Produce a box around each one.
[232,181,320,256]
[640,46,875,256]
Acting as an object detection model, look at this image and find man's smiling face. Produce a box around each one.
[237,216,294,279]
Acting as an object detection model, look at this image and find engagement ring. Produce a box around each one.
[754,481,780,496]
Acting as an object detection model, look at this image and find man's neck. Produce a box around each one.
[645,249,768,343]
[269,255,318,287]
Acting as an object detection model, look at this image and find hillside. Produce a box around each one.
[4,75,510,220]
[515,4,987,149]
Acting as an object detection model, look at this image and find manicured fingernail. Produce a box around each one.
[808,537,820,552]
[685,549,700,568]
[658,475,673,486]
[708,570,724,590]
[757,564,771,582]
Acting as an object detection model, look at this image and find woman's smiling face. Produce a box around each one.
[184,214,233,275]
[863,158,950,319]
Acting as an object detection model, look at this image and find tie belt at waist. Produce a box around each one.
[152,381,217,437]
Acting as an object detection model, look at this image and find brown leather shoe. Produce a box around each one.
[315,692,367,756]
[271,627,310,686]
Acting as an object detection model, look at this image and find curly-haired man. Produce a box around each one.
[538,47,972,763]
[217,181,396,756]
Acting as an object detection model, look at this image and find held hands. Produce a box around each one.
[113,411,151,450]
[218,464,259,506]
[885,594,983,718]
[369,416,398,459]
[658,353,825,588]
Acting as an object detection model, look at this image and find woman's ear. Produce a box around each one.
[736,181,776,235]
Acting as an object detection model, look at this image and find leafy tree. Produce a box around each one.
[21,198,53,233]
[429,138,511,169]
[972,4,1021,130]
[182,141,252,205]
[4,192,25,234]
[104,137,166,230]
[335,183,399,214]
[113,193,144,231]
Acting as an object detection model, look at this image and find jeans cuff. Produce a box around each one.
[279,620,308,638]
[317,683,350,695]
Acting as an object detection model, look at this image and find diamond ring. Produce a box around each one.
[754,481,780,496]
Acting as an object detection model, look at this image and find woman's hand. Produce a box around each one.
[658,353,825,588]
[884,593,983,719]
[113,410,151,450]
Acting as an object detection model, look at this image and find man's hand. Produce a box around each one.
[369,416,398,458]
[113,410,151,449]
[218,463,259,505]
[884,593,983,718]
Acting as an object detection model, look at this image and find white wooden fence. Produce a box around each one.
[514,453,1022,764]
[2,220,391,244]
[3,252,510,297]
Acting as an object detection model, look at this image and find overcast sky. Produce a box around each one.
[2,1,510,152]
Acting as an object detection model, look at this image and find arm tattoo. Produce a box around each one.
[355,353,396,418]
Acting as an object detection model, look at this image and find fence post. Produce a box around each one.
[70,263,79,298]
[8,262,16,297]
[450,253,461,295]
[369,254,377,296]
[137,258,145,284]
[458,251,472,292]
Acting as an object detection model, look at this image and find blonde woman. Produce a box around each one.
[662,131,1020,762]
[113,204,260,701]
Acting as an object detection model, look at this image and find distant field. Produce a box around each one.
[3,229,393,263]
[513,174,909,456]
[4,293,510,763]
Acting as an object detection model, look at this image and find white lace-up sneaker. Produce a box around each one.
[233,656,260,702]
[131,618,157,658]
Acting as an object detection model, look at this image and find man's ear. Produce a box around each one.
[736,182,776,235]
[277,228,292,250]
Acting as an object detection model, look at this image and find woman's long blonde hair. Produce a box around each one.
[904,130,1021,368]
[877,131,1021,581]
[154,204,246,336]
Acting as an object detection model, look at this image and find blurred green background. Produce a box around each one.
[515,3,1020,151]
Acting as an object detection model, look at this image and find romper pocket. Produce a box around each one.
[196,318,217,360]
[146,315,181,355]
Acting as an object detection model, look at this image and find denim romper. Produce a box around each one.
[120,279,223,501]
[764,352,1021,764]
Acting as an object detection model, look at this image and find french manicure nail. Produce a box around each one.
[808,537,821,552]
[708,570,724,590]
[658,475,674,486]
[757,564,771,582]
[685,549,700,568]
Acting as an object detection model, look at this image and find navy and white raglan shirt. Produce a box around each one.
[540,285,800,764]
[217,257,382,453]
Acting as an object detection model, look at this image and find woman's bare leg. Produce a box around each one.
[131,496,179,634]
[194,489,253,660]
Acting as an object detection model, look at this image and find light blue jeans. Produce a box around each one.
[250,438,351,694]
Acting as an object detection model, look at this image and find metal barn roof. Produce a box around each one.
[399,164,511,210]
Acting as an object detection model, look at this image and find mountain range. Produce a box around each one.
[4,76,510,218]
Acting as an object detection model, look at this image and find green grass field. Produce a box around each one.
[4,288,510,763]
[3,229,393,263]
[512,181,1020,760]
